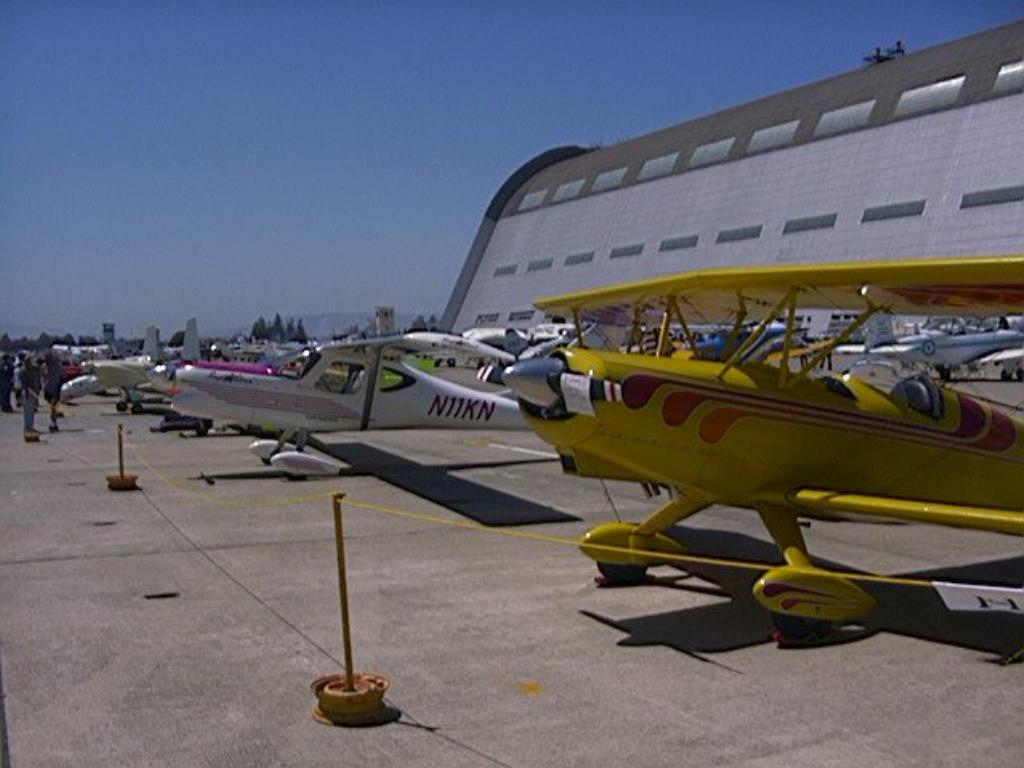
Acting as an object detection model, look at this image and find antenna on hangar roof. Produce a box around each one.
[863,40,907,66]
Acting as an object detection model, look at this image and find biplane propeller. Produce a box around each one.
[502,254,1024,644]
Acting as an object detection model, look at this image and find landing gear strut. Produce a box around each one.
[260,428,308,465]
[581,492,709,584]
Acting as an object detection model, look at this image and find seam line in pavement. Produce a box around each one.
[0,636,12,768]
[136,489,520,768]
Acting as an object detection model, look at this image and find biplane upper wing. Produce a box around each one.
[533,254,1024,325]
[790,489,1024,536]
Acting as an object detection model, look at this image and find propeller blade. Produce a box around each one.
[476,364,506,385]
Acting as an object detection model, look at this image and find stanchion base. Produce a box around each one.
[106,474,140,491]
[311,673,399,727]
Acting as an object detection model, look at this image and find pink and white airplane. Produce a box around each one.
[149,333,522,475]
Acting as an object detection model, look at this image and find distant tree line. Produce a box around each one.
[250,313,308,343]
[0,333,101,352]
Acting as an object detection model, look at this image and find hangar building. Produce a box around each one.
[441,21,1024,333]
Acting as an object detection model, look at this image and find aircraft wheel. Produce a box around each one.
[596,562,649,585]
[115,402,128,412]
[131,403,144,414]
[1001,370,1012,381]
[195,425,208,437]
[261,457,273,466]
[771,613,833,645]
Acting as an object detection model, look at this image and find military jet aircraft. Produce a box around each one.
[501,254,1024,644]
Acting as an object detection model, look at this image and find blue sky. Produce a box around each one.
[1,1,1020,337]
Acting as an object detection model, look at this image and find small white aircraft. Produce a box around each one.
[153,332,523,475]
[79,319,201,409]
[837,314,1024,380]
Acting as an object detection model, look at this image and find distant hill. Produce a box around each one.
[0,320,74,339]
[294,311,431,339]
[2,310,440,345]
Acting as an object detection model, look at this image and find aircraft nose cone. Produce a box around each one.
[502,357,566,408]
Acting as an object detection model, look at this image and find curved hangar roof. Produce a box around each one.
[442,21,1024,331]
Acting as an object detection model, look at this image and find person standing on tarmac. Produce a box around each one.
[0,353,14,413]
[21,356,41,437]
[42,354,63,434]
[13,353,23,408]
[42,352,63,432]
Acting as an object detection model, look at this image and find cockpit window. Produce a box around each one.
[379,366,416,392]
[314,361,365,394]
[890,375,944,420]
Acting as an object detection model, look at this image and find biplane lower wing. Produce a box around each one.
[789,488,1024,536]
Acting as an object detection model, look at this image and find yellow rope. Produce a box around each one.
[123,438,944,590]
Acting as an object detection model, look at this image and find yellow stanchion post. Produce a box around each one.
[311,492,398,726]
[106,424,139,491]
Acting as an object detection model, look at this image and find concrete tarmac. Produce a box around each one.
[1,388,1023,768]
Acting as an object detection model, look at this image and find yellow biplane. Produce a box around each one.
[502,254,1024,643]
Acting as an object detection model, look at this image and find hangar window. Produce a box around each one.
[746,120,799,154]
[659,235,699,251]
[894,75,965,118]
[518,189,547,211]
[527,258,553,272]
[509,310,535,322]
[564,251,595,266]
[783,213,837,234]
[716,225,762,243]
[861,200,926,222]
[960,185,1024,209]
[493,265,517,277]
[993,60,1024,94]
[688,137,734,168]
[553,179,586,202]
[475,313,499,324]
[610,243,644,259]
[814,100,875,138]
[592,167,628,192]
[638,152,679,181]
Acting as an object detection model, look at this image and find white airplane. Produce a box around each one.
[151,332,524,475]
[836,314,1024,380]
[81,320,200,410]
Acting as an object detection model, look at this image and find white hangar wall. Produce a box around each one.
[442,22,1024,332]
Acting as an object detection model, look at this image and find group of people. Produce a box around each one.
[1,352,65,437]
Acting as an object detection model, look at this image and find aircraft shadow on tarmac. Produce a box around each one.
[197,438,579,527]
[581,525,1024,664]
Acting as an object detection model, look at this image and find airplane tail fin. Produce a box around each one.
[182,318,200,362]
[143,326,160,359]
[864,314,896,351]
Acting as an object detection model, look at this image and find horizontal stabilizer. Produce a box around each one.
[978,347,1024,364]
